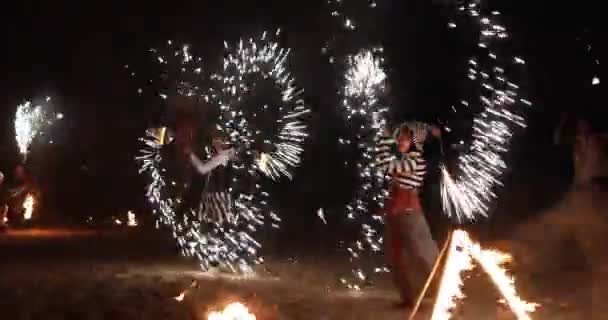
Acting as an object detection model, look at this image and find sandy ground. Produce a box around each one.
[0,215,604,320]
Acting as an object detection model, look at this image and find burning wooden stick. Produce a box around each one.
[409,229,538,320]
[408,232,453,320]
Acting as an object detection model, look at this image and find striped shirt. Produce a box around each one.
[199,192,233,225]
[375,136,427,190]
[393,122,431,151]
[197,146,234,225]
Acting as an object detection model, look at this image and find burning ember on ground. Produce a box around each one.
[23,194,35,221]
[127,210,138,227]
[207,302,256,320]
[431,230,539,320]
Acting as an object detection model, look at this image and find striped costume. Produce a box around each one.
[376,121,430,190]
[196,146,234,225]
[376,122,440,304]
[200,191,233,225]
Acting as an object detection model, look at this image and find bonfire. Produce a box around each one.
[410,229,539,320]
[208,302,256,320]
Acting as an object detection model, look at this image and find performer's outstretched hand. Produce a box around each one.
[430,125,442,138]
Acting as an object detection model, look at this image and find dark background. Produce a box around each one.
[0,0,602,241]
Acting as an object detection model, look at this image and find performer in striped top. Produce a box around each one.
[376,121,441,308]
[189,134,236,225]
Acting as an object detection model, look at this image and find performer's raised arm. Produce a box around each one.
[189,148,235,176]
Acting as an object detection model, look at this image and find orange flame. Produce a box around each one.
[23,194,35,220]
[127,210,138,227]
[208,302,256,320]
[431,230,538,320]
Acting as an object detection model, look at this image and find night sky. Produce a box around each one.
[0,0,602,233]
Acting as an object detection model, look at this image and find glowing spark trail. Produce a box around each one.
[133,41,276,273]
[338,48,390,288]
[137,129,263,273]
[136,34,307,273]
[15,98,60,159]
[440,3,531,222]
[212,30,309,181]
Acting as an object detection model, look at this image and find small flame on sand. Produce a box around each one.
[127,210,138,227]
[174,292,186,302]
[431,230,538,320]
[208,302,256,320]
[23,194,35,220]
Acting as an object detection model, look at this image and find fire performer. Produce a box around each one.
[161,95,236,225]
[376,121,442,307]
[191,131,236,225]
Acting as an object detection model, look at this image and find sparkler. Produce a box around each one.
[15,97,61,160]
[211,29,309,181]
[440,2,531,222]
[137,129,264,273]
[133,39,281,273]
[428,230,538,320]
[338,48,390,288]
[22,194,35,221]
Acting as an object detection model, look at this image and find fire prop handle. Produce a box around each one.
[408,230,453,320]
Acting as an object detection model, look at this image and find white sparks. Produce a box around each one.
[215,30,309,181]
[339,48,390,288]
[15,101,59,158]
[440,4,530,222]
[592,76,599,85]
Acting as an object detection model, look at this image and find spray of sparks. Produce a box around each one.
[323,0,381,63]
[138,129,263,273]
[126,40,206,99]
[207,302,256,320]
[338,48,390,289]
[211,29,309,181]
[134,34,307,272]
[431,230,538,320]
[22,194,35,221]
[577,30,600,86]
[440,3,531,223]
[15,97,61,159]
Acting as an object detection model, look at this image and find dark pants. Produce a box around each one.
[385,211,439,302]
